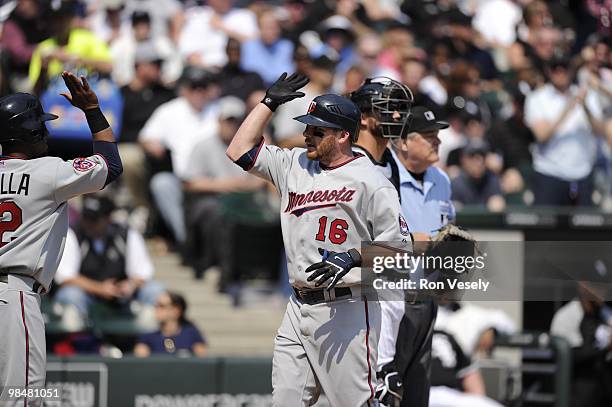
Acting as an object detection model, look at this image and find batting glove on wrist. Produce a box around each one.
[375,367,403,407]
[305,248,361,291]
[261,72,309,111]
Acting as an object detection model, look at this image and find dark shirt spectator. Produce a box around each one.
[54,196,164,331]
[120,43,176,143]
[451,140,505,212]
[135,291,207,357]
[219,38,265,101]
[551,282,612,407]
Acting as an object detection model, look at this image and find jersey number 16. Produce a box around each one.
[315,216,348,244]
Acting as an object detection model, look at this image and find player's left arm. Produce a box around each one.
[60,71,122,186]
[368,186,413,251]
[226,72,308,161]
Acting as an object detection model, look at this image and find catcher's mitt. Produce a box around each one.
[422,225,478,300]
[432,224,476,245]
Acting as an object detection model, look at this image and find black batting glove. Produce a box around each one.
[305,248,361,291]
[261,72,309,111]
[375,364,403,407]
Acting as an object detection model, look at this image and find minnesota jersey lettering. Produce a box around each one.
[285,187,356,215]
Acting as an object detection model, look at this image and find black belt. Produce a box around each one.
[0,274,44,294]
[293,286,353,305]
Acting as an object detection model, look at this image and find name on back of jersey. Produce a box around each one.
[285,187,356,216]
[0,172,30,196]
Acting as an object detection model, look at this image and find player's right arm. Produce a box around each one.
[227,73,308,188]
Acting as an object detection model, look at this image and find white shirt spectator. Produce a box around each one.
[122,0,182,39]
[525,84,603,181]
[183,135,246,181]
[472,0,522,47]
[55,227,154,284]
[178,5,258,68]
[110,35,182,86]
[550,300,584,347]
[435,303,517,356]
[139,98,219,178]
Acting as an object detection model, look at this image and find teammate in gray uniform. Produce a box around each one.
[226,72,412,407]
[0,72,122,406]
[351,79,453,407]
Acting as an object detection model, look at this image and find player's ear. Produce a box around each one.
[360,114,369,128]
[340,130,351,143]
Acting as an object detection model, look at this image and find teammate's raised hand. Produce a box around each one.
[60,71,100,111]
[261,72,310,112]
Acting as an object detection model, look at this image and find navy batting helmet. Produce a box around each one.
[0,93,58,145]
[293,94,361,141]
[350,77,414,139]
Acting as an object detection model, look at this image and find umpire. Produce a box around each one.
[352,80,455,407]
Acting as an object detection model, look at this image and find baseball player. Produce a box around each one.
[351,79,455,407]
[226,72,412,407]
[0,71,122,406]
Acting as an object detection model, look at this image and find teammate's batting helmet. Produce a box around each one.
[293,94,361,142]
[0,93,58,145]
[350,77,414,139]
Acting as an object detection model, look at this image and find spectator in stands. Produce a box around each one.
[241,8,294,86]
[179,0,258,69]
[1,0,48,93]
[315,15,357,74]
[110,10,182,87]
[524,55,606,206]
[87,0,127,45]
[436,301,516,358]
[551,278,612,407]
[487,90,535,200]
[28,0,112,93]
[429,330,503,407]
[353,34,384,78]
[402,57,444,116]
[139,66,220,254]
[445,100,500,178]
[218,38,264,101]
[434,9,498,82]
[272,54,336,147]
[54,196,164,331]
[451,139,506,212]
[121,0,183,44]
[377,22,415,79]
[119,42,176,229]
[134,291,207,357]
[181,96,266,278]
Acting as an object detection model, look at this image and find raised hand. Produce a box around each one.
[60,71,100,111]
[261,72,310,111]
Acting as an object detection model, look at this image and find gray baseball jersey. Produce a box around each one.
[247,141,411,288]
[0,154,109,291]
[241,140,411,407]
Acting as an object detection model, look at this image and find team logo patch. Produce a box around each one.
[399,214,409,236]
[73,157,97,172]
[308,101,317,113]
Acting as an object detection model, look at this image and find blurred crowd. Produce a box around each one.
[0,0,608,219]
[0,0,610,375]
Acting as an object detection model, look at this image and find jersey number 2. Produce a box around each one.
[0,202,23,248]
[315,216,348,244]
